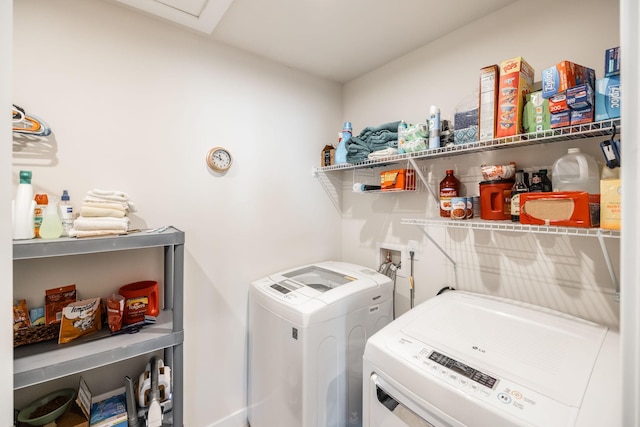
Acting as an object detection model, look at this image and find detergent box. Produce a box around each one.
[595,76,621,121]
[541,61,595,99]
[496,57,534,138]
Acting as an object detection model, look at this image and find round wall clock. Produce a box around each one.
[206,147,233,172]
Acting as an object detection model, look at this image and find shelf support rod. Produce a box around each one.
[597,230,620,301]
[415,225,457,270]
[409,158,437,201]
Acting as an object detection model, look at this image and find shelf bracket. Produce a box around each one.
[597,230,620,301]
[414,224,457,270]
[408,158,437,201]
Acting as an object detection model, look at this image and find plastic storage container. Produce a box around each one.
[551,148,600,194]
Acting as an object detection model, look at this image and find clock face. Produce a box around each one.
[207,147,232,172]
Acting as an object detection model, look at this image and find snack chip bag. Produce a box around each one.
[58,297,102,344]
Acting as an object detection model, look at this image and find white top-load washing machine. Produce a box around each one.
[363,291,620,427]
[248,261,393,427]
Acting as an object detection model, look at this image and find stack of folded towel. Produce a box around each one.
[70,189,136,238]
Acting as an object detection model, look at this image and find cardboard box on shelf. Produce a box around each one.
[550,110,571,129]
[496,57,534,138]
[478,65,499,140]
[548,92,568,113]
[566,83,594,111]
[570,106,594,125]
[595,76,621,121]
[520,191,600,228]
[380,169,416,191]
[321,145,335,167]
[601,178,621,230]
[541,60,596,99]
[605,46,620,77]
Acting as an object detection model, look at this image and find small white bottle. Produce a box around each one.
[59,190,74,237]
[429,105,441,149]
[13,170,36,240]
[39,196,64,239]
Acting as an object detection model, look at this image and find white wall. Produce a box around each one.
[2,0,15,424]
[12,0,342,424]
[341,0,621,327]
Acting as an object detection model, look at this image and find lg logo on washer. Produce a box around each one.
[472,346,486,353]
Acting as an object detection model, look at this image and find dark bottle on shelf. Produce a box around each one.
[539,169,552,192]
[529,171,544,192]
[511,169,529,222]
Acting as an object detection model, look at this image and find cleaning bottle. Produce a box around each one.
[334,121,352,164]
[59,190,74,237]
[13,170,36,240]
[39,196,64,239]
[429,106,441,149]
[34,193,49,238]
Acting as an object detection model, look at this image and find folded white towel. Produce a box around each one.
[81,201,127,211]
[79,206,126,218]
[368,147,399,159]
[83,189,137,213]
[73,216,129,231]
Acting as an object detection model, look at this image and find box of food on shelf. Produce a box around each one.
[496,56,534,138]
[601,178,621,230]
[478,65,499,141]
[520,191,599,228]
[380,169,416,191]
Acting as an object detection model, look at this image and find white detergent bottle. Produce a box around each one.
[13,170,36,240]
[39,196,64,239]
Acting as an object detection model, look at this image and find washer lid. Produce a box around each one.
[401,292,609,407]
[281,265,356,293]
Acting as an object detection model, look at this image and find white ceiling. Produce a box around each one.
[112,0,517,83]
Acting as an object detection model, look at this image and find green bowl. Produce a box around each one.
[17,388,76,426]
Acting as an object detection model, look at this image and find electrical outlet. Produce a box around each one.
[407,240,419,261]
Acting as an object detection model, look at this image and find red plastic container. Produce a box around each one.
[479,180,513,220]
[119,280,159,325]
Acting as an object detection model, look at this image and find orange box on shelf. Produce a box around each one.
[380,169,416,191]
[496,56,535,138]
[520,191,600,228]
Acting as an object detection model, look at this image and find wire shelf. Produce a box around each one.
[400,218,621,238]
[314,119,621,173]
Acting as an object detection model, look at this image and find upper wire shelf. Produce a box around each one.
[314,119,621,173]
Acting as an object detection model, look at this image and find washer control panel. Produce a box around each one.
[386,332,578,426]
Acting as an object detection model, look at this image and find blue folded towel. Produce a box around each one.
[346,121,400,163]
